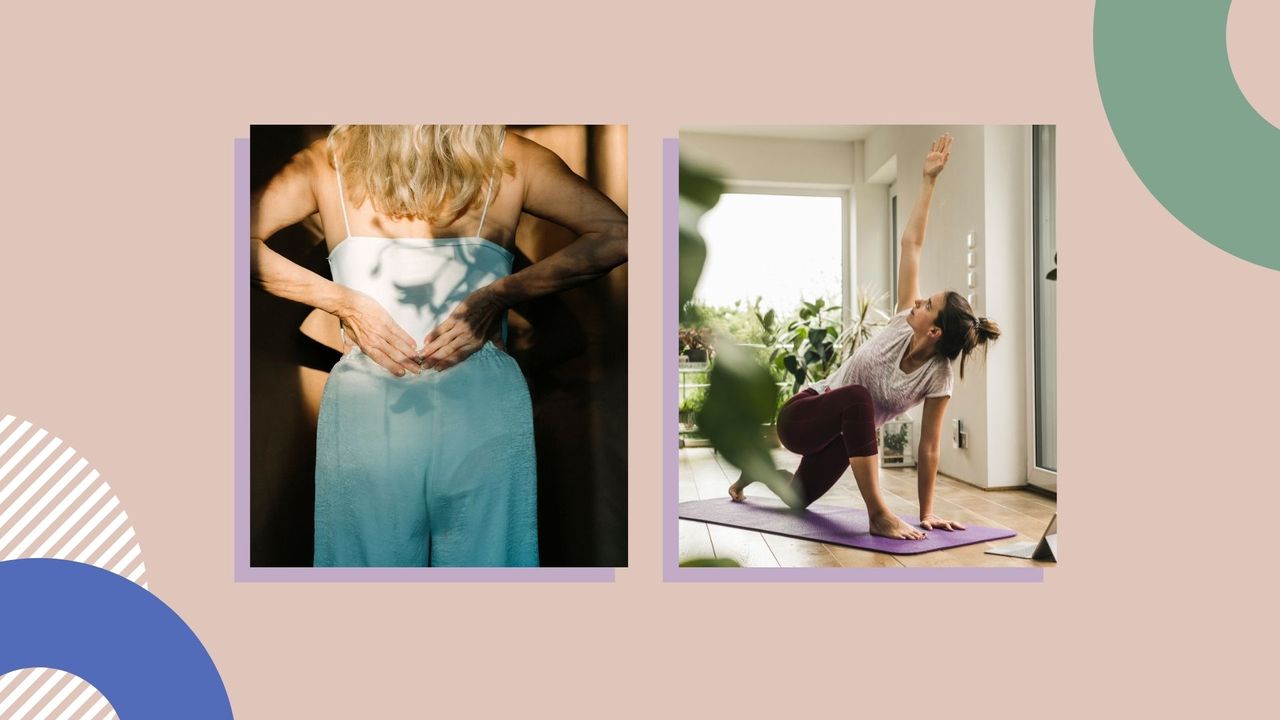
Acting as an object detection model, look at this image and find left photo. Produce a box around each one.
[246,125,628,569]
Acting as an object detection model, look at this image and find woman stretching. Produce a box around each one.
[729,134,1000,540]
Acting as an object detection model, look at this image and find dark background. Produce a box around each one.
[249,125,629,567]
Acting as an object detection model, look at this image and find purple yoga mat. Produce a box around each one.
[678,497,1016,555]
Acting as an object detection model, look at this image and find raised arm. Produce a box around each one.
[420,134,628,370]
[895,134,952,313]
[250,142,421,377]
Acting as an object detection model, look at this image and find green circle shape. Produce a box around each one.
[1095,0,1279,270]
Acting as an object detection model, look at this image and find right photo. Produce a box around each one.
[677,125,1057,569]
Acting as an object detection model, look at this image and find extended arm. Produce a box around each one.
[895,134,952,313]
[916,395,966,531]
[420,135,628,370]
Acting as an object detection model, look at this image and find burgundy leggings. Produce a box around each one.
[775,385,878,509]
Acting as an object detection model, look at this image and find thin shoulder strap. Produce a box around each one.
[327,135,352,239]
[475,129,507,239]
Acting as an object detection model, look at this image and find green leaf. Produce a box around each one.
[808,327,828,346]
[699,340,779,493]
[678,229,706,320]
[680,557,741,567]
[679,162,726,211]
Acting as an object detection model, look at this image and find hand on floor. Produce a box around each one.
[920,514,966,531]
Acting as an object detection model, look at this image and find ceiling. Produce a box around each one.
[682,125,879,141]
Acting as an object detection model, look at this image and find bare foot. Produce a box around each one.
[869,512,927,540]
[729,469,795,503]
[728,483,746,502]
[728,473,750,501]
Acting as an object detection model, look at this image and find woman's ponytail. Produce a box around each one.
[937,292,1002,379]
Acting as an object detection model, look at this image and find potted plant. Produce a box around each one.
[881,419,915,468]
[769,298,844,394]
[678,327,713,363]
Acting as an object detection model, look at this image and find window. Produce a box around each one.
[695,192,844,316]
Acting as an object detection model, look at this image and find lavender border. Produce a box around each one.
[662,138,1042,583]
[233,138,613,583]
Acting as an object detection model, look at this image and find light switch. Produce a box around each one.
[966,232,976,249]
[966,251,976,268]
[967,272,977,288]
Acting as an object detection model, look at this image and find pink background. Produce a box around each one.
[1,0,1277,716]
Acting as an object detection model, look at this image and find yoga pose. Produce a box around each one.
[729,134,999,540]
[251,125,627,566]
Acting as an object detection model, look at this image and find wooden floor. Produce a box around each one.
[679,447,1056,568]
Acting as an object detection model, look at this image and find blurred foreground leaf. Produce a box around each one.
[680,557,742,568]
[698,339,799,507]
[679,229,706,317]
[678,162,724,319]
[676,158,796,508]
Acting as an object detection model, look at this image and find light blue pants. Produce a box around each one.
[314,342,538,567]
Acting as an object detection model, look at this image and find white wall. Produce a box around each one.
[680,132,856,188]
[982,126,1030,488]
[855,125,1030,489]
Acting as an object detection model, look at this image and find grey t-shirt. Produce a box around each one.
[807,309,953,428]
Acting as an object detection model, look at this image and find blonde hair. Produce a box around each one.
[328,124,510,224]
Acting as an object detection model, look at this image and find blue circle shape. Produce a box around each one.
[0,559,232,719]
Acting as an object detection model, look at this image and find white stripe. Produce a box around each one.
[35,483,109,558]
[92,527,135,569]
[0,420,32,458]
[54,499,119,561]
[0,667,45,715]
[12,669,64,719]
[31,673,78,720]
[80,695,109,720]
[71,511,126,563]
[0,454,83,555]
[0,430,53,504]
[0,415,16,435]
[53,682,96,720]
[7,469,98,559]
[127,562,146,583]
[110,544,141,575]
[0,669,19,694]
[0,446,74,527]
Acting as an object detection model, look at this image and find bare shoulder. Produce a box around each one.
[504,132,566,180]
[505,131,556,163]
[262,136,329,194]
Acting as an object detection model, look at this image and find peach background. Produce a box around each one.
[1,0,1276,716]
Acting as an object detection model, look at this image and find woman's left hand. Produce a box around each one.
[920,514,966,531]
[419,287,506,371]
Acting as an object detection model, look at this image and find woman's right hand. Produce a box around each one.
[334,288,422,377]
[922,133,952,178]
